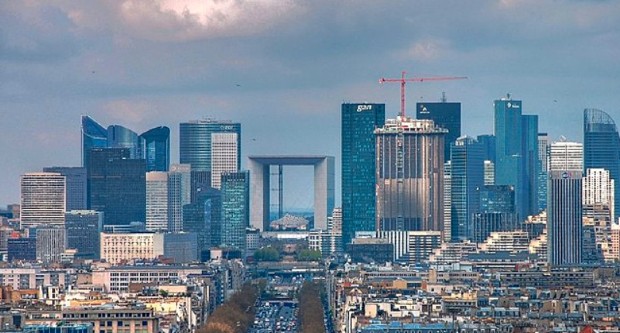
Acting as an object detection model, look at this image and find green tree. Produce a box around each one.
[296,249,322,261]
[254,247,280,261]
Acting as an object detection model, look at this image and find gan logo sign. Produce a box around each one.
[357,105,373,112]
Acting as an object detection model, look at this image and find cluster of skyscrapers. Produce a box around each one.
[5,93,620,267]
[341,96,620,266]
[12,116,247,263]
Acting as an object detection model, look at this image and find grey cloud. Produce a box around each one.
[1,0,620,204]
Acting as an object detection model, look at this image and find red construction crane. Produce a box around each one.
[379,71,467,118]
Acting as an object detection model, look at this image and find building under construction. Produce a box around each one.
[375,116,446,234]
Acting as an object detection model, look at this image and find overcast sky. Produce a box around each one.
[1,0,619,208]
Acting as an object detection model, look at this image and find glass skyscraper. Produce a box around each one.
[584,109,620,220]
[450,136,484,241]
[183,187,221,260]
[477,134,496,163]
[416,102,461,162]
[88,148,146,227]
[81,116,108,167]
[341,103,385,246]
[65,210,102,259]
[220,171,249,251]
[179,119,241,172]
[494,96,539,221]
[82,115,163,167]
[140,126,170,172]
[472,185,518,243]
[107,125,142,159]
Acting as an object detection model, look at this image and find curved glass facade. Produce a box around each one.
[81,116,108,167]
[107,125,142,159]
[140,126,170,172]
[179,120,241,172]
[584,108,620,220]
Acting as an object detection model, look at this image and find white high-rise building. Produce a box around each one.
[443,161,452,242]
[168,164,191,233]
[538,133,550,172]
[211,132,239,189]
[483,160,495,186]
[20,173,66,229]
[146,172,168,232]
[548,139,583,266]
[583,168,615,218]
[549,140,583,172]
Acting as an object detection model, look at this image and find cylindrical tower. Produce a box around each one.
[375,117,446,233]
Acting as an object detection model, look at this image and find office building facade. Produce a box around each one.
[584,109,620,220]
[583,168,615,262]
[81,116,108,167]
[88,148,146,226]
[140,126,170,172]
[416,101,461,162]
[146,171,169,232]
[537,133,549,212]
[20,173,66,229]
[107,125,142,159]
[450,136,485,241]
[494,96,539,221]
[341,103,385,246]
[179,119,241,172]
[443,161,452,241]
[65,210,103,259]
[100,233,164,265]
[472,185,518,243]
[548,140,583,266]
[210,132,239,189]
[35,227,66,264]
[220,171,249,251]
[43,167,87,211]
[183,187,221,260]
[168,164,191,233]
[375,117,445,233]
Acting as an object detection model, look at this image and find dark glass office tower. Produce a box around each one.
[43,167,87,211]
[179,120,241,172]
[494,96,539,220]
[450,136,484,241]
[88,148,146,226]
[416,102,461,162]
[476,134,496,163]
[65,210,103,259]
[341,103,385,246]
[472,185,519,243]
[220,171,249,251]
[140,126,170,172]
[107,125,142,159]
[81,116,108,167]
[183,187,221,261]
[584,109,620,220]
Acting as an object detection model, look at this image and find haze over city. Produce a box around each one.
[1,0,619,205]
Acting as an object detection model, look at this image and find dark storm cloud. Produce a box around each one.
[1,0,619,204]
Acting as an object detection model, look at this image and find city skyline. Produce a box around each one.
[2,1,620,205]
